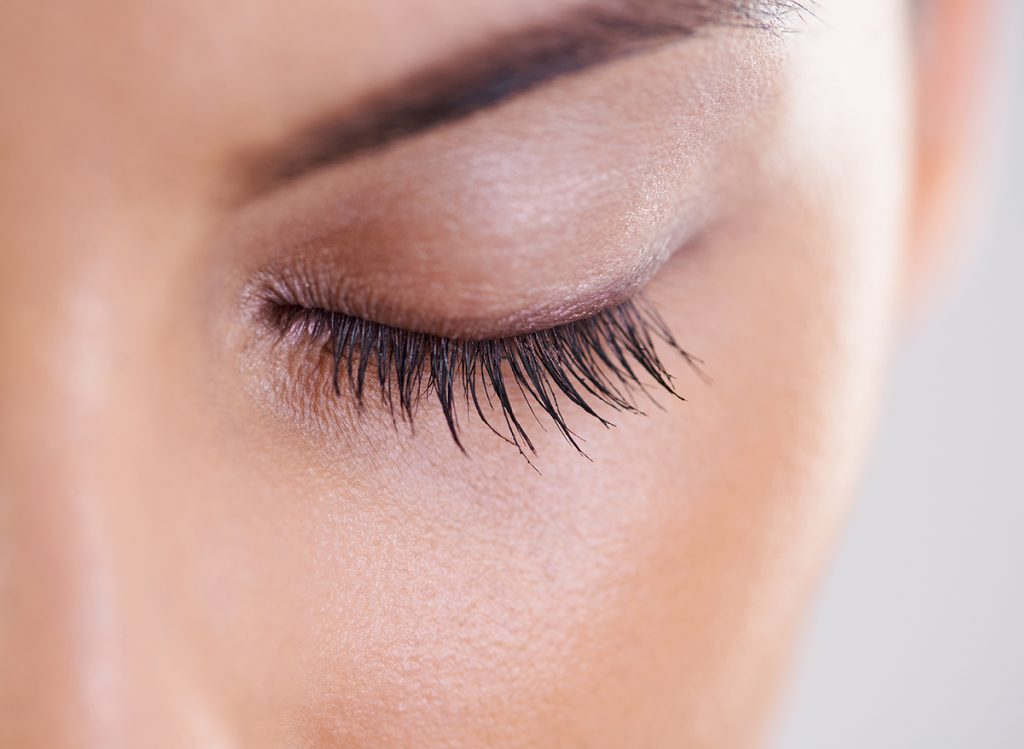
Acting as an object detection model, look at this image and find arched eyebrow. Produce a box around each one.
[240,0,811,197]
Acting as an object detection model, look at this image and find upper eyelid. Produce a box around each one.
[244,245,660,341]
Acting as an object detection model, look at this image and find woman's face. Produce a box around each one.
[0,0,935,746]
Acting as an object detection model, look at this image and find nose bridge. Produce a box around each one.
[0,214,139,506]
[0,267,165,748]
[0,227,227,748]
[0,9,237,745]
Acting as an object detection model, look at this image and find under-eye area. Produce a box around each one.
[258,293,703,459]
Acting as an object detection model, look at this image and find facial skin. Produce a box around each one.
[0,1,990,747]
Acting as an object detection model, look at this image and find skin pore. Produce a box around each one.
[0,0,990,747]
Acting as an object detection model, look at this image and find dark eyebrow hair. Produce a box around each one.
[241,0,811,196]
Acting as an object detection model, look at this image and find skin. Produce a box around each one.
[0,0,992,747]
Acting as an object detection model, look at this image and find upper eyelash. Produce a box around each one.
[268,296,703,461]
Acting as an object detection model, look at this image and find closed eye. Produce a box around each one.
[264,295,704,462]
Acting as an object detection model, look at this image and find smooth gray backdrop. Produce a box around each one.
[775,4,1023,747]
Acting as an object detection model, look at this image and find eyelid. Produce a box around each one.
[248,258,652,342]
[224,25,769,343]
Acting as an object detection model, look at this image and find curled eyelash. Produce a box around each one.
[269,297,704,460]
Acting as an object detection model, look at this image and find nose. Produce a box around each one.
[0,265,235,749]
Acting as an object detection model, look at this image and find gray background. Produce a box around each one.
[775,3,1024,747]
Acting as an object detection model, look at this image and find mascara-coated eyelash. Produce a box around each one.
[269,297,701,459]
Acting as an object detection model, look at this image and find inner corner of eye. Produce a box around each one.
[242,268,323,317]
[239,284,321,346]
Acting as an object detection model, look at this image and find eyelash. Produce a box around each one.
[268,297,701,460]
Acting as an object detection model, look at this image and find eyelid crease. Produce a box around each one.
[267,296,707,463]
[246,255,660,341]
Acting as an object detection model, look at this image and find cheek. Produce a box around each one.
[192,436,702,746]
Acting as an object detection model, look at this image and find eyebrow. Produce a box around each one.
[242,0,809,195]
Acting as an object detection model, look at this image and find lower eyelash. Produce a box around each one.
[269,297,703,460]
